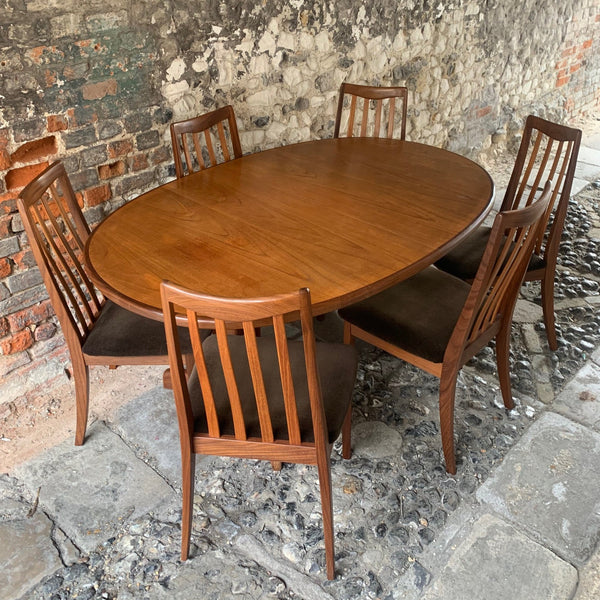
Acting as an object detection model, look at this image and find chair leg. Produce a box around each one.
[316,452,336,580]
[496,318,515,411]
[73,359,90,446]
[270,461,282,471]
[541,274,558,351]
[439,369,458,475]
[181,451,196,561]
[341,404,352,460]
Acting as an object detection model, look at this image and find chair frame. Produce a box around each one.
[161,284,353,580]
[333,83,408,140]
[499,115,581,350]
[343,183,553,474]
[170,105,242,178]
[17,161,186,445]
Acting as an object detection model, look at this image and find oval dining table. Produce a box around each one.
[84,137,494,325]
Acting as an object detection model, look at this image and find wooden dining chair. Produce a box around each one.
[17,161,196,446]
[160,283,358,579]
[435,115,582,350]
[170,105,243,178]
[333,83,408,140]
[339,182,553,475]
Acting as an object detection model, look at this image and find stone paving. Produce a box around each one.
[2,129,600,599]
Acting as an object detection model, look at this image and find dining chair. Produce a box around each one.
[339,182,553,475]
[160,283,358,580]
[170,105,243,178]
[435,115,582,350]
[17,161,196,446]
[333,83,408,140]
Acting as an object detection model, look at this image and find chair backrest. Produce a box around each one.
[160,284,328,454]
[501,115,581,261]
[17,161,102,349]
[450,181,553,359]
[170,105,243,178]
[334,83,408,140]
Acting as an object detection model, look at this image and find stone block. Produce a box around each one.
[477,412,600,564]
[136,129,160,150]
[0,284,48,316]
[0,236,19,259]
[115,171,155,196]
[124,111,153,133]
[63,126,97,149]
[98,120,122,140]
[421,513,576,600]
[0,511,63,600]
[5,268,43,294]
[12,119,45,143]
[14,422,175,553]
[553,362,600,431]
[68,167,99,191]
[80,144,108,168]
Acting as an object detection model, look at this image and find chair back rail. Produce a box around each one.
[170,105,242,178]
[334,83,408,140]
[17,161,102,345]
[452,181,553,360]
[161,285,326,451]
[502,115,582,260]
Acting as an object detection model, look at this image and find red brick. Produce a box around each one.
[0,257,11,278]
[0,317,8,338]
[98,160,126,179]
[556,74,570,87]
[582,39,593,50]
[5,162,49,191]
[7,301,53,332]
[0,214,11,237]
[150,146,170,166]
[570,63,581,74]
[47,115,68,132]
[12,248,36,270]
[1,329,33,354]
[108,139,133,159]
[82,79,117,101]
[34,322,57,341]
[0,147,10,170]
[561,46,576,58]
[11,136,57,164]
[130,153,148,172]
[0,192,18,214]
[84,184,111,207]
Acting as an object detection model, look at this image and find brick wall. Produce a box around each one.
[1,0,599,410]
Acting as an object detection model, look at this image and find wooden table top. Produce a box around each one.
[85,138,494,322]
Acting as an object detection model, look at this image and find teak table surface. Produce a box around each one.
[84,138,494,324]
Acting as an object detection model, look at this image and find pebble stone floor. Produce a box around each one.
[2,172,600,599]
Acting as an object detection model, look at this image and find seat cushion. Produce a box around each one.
[83,300,194,357]
[339,267,470,364]
[188,334,358,444]
[435,226,545,280]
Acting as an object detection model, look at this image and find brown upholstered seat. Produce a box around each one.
[161,284,358,580]
[170,105,242,178]
[334,82,408,140]
[17,161,195,446]
[189,335,357,443]
[435,115,582,350]
[340,182,553,474]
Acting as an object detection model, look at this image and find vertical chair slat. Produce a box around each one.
[204,129,217,167]
[42,190,102,316]
[214,319,246,440]
[191,133,205,170]
[387,97,396,138]
[514,132,543,207]
[243,320,274,442]
[360,98,369,137]
[373,99,383,137]
[347,95,357,137]
[273,314,301,445]
[217,122,231,162]
[32,204,93,335]
[187,309,221,438]
[524,136,553,207]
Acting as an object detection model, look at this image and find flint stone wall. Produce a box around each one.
[1,0,599,409]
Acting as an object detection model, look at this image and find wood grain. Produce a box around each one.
[85,138,494,321]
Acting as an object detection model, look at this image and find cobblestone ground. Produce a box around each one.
[3,182,600,599]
